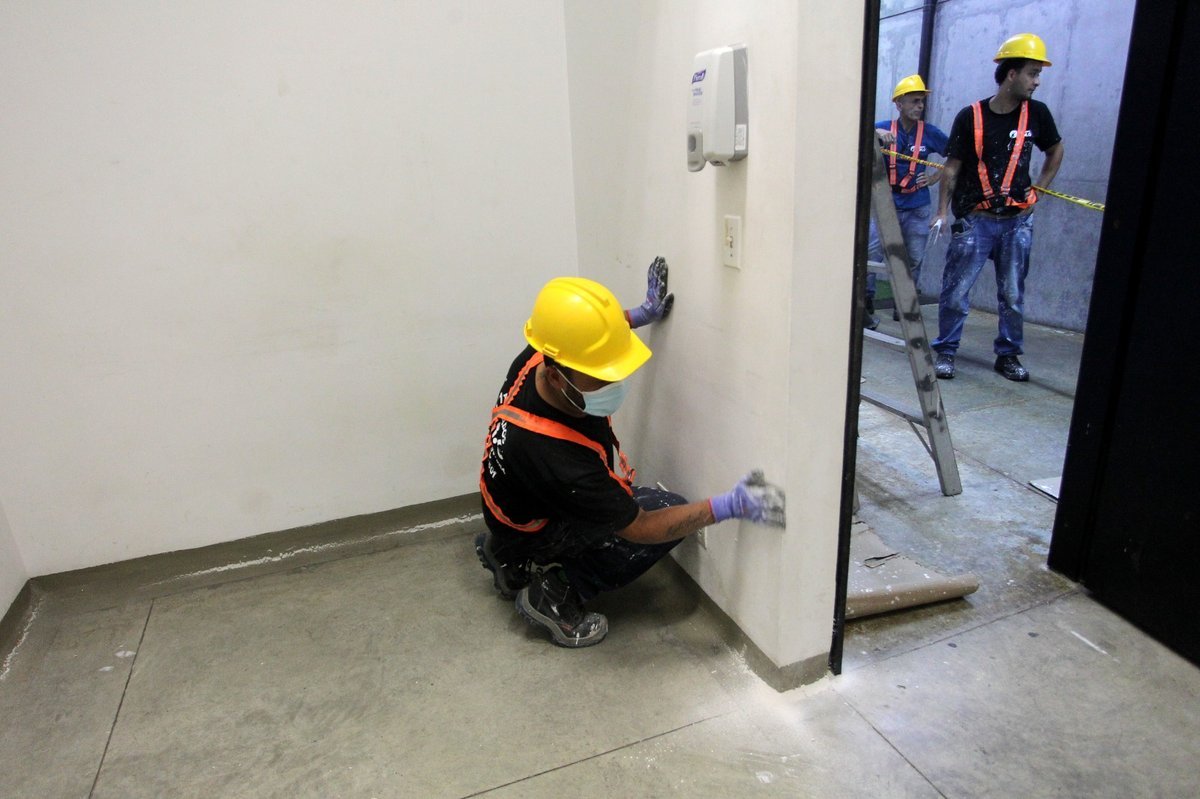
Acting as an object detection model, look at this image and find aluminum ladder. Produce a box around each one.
[860,129,962,496]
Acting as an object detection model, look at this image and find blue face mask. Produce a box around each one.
[560,372,629,417]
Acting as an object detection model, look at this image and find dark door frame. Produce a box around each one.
[831,0,881,675]
[1048,0,1200,665]
[1049,1,1182,577]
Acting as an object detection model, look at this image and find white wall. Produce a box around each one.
[0,2,578,576]
[564,0,859,673]
[0,500,27,614]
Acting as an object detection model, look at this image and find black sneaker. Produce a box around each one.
[994,354,1030,382]
[935,353,955,379]
[474,532,530,599]
[516,569,608,648]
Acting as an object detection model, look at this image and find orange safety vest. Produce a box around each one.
[887,119,925,194]
[479,351,635,533]
[972,100,1037,212]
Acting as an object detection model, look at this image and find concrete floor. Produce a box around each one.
[2,309,1199,797]
[849,303,1083,668]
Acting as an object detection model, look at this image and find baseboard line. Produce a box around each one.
[25,493,484,615]
[659,557,829,692]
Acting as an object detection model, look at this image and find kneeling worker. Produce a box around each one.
[476,260,787,648]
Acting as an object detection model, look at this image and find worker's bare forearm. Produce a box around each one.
[937,158,961,218]
[1035,142,1065,190]
[618,501,717,545]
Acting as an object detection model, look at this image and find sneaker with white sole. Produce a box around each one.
[516,569,607,648]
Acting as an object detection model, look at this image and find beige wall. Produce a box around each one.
[2,1,863,677]
[564,0,859,673]
[0,501,25,613]
[0,2,578,575]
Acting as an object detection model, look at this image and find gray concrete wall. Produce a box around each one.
[876,0,1135,333]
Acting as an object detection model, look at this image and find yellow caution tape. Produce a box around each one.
[880,148,1105,212]
[1030,187,1106,212]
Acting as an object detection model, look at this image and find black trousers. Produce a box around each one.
[490,485,689,601]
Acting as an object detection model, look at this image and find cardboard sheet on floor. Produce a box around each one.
[846,522,979,619]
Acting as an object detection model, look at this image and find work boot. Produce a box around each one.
[516,569,608,648]
[994,354,1030,382]
[864,298,879,331]
[474,532,530,599]
[935,353,955,379]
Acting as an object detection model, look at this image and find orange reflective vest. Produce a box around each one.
[887,119,925,194]
[479,351,635,533]
[972,100,1037,212]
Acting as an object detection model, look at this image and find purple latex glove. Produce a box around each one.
[709,470,787,528]
[626,256,675,328]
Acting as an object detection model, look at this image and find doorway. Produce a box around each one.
[832,0,1135,672]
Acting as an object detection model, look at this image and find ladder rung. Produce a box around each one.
[863,328,905,352]
[860,389,925,426]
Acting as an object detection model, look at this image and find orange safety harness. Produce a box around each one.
[972,100,1037,212]
[887,119,925,194]
[479,351,635,533]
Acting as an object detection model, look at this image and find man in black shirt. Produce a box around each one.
[475,262,786,647]
[930,33,1065,382]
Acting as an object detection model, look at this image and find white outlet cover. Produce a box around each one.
[723,215,741,268]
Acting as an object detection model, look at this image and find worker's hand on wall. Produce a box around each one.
[709,470,787,528]
[626,256,675,328]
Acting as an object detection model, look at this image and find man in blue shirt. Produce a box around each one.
[930,34,1064,382]
[865,74,950,328]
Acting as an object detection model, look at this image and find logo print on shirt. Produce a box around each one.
[487,420,509,477]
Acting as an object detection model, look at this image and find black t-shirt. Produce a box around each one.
[946,98,1061,219]
[480,346,640,537]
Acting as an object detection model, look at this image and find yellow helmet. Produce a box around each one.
[891,74,928,101]
[524,277,651,382]
[994,33,1052,65]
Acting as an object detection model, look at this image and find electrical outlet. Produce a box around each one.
[722,215,742,269]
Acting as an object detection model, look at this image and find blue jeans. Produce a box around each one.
[866,204,932,300]
[932,212,1034,357]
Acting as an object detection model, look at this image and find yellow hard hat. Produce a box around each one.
[891,74,928,101]
[524,277,651,382]
[994,33,1052,65]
